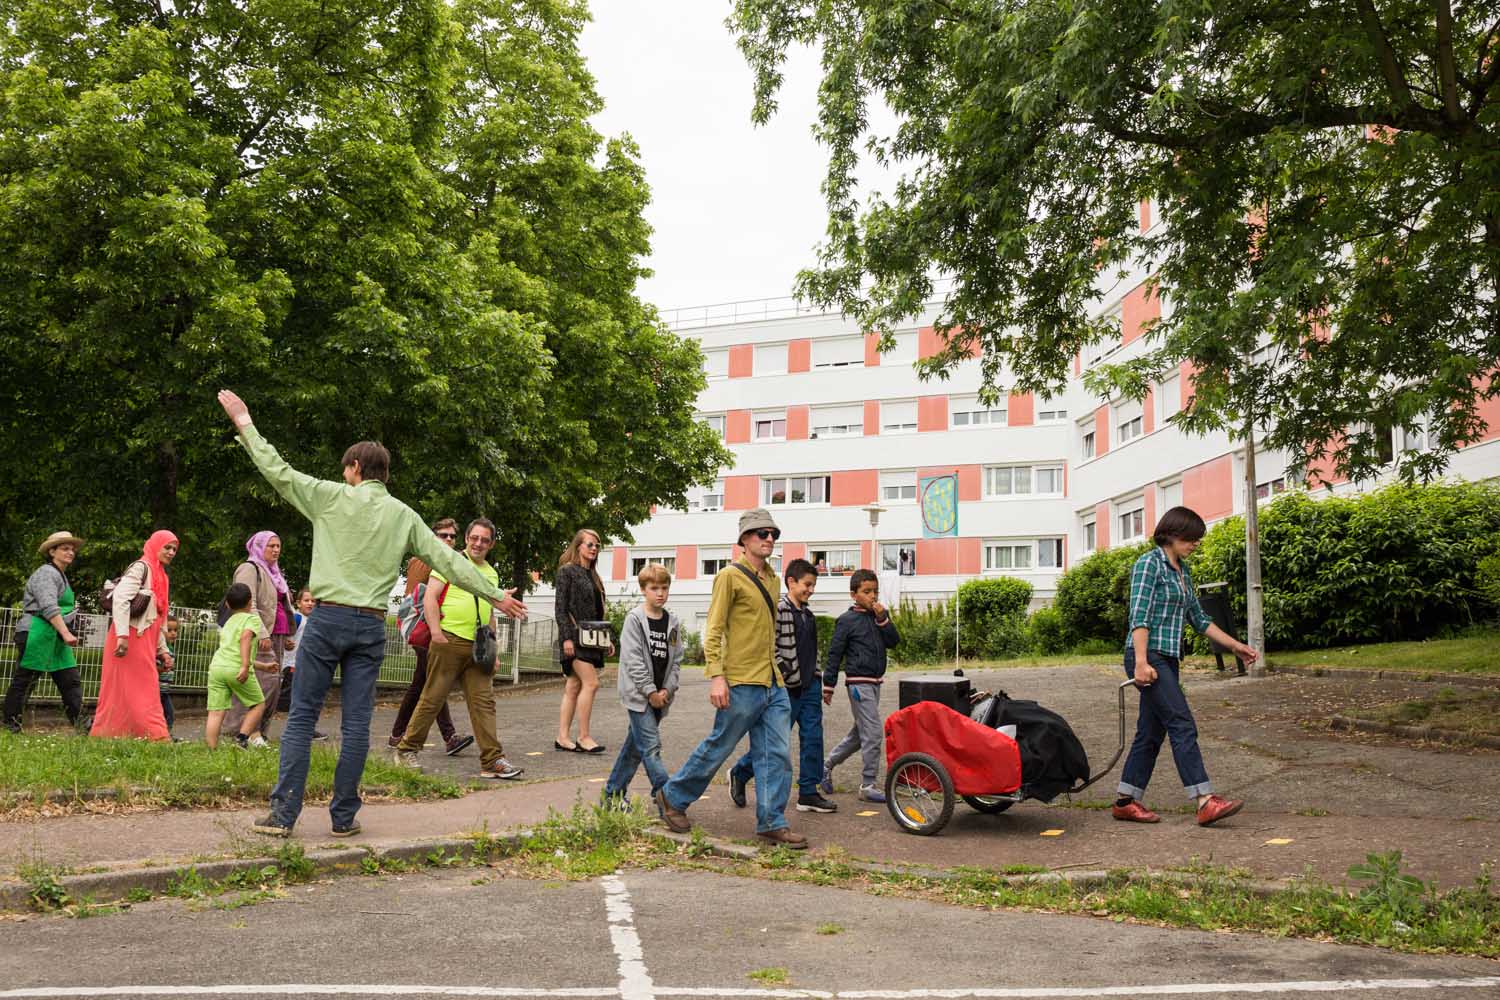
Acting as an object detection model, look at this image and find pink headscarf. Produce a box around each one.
[245,531,290,598]
[141,530,178,611]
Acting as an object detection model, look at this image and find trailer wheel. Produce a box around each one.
[963,795,1014,814]
[886,752,955,836]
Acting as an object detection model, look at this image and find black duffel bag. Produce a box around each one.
[971,692,1089,803]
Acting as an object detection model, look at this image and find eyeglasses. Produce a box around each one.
[469,534,494,545]
[753,528,781,541]
[582,542,600,550]
[436,532,457,540]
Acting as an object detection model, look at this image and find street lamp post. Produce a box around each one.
[860,504,886,576]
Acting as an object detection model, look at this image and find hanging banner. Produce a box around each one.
[919,473,959,539]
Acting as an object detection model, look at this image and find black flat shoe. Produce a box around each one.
[554,740,578,752]
[578,742,606,754]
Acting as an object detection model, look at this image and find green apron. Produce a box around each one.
[19,584,76,672]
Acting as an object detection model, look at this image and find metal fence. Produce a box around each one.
[0,606,560,704]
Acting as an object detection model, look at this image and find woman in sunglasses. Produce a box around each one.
[554,528,614,753]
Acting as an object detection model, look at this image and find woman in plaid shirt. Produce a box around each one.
[1114,507,1258,827]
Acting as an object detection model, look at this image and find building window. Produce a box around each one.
[1160,480,1182,511]
[1082,429,1096,459]
[881,400,917,434]
[754,343,787,376]
[812,336,864,368]
[984,542,1034,571]
[1037,404,1068,422]
[1400,413,1433,454]
[1118,504,1146,543]
[700,551,732,576]
[704,349,729,380]
[1158,374,1181,422]
[810,546,861,575]
[1083,520,1097,553]
[1115,399,1144,445]
[1255,477,1288,501]
[881,543,917,576]
[763,475,830,506]
[984,464,1063,497]
[630,555,676,576]
[1038,538,1064,569]
[1118,415,1143,444]
[880,470,917,503]
[687,480,725,512]
[951,395,1007,427]
[887,332,918,362]
[754,414,787,440]
[700,414,725,438]
[811,404,863,438]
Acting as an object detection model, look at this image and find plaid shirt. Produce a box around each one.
[1126,546,1213,656]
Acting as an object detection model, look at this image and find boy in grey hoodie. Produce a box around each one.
[603,564,684,806]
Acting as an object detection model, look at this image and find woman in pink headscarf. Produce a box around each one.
[92,530,177,740]
[223,531,295,740]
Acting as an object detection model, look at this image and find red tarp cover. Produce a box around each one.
[884,701,1023,796]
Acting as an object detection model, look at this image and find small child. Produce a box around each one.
[602,564,683,808]
[280,588,312,715]
[821,568,901,803]
[728,559,835,813]
[158,615,180,739]
[207,583,270,749]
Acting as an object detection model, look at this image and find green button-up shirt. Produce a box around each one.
[1125,546,1213,657]
[237,425,506,611]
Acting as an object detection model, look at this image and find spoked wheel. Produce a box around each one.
[885,752,955,836]
[963,795,1015,814]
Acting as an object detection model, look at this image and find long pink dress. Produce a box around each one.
[91,532,173,741]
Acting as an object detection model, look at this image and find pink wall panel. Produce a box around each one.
[917,394,949,432]
[728,344,754,379]
[1179,360,1198,410]
[831,469,878,506]
[1144,487,1157,539]
[611,547,628,581]
[1094,406,1110,456]
[863,400,881,436]
[957,537,982,576]
[917,325,944,360]
[1468,372,1500,444]
[781,542,807,566]
[786,405,810,441]
[1143,387,1156,435]
[725,409,751,444]
[860,540,874,571]
[674,545,698,581]
[787,339,811,374]
[1121,282,1160,345]
[1139,199,1152,232]
[1182,454,1235,522]
[864,333,882,367]
[723,475,760,511]
[1094,502,1111,550]
[1008,392,1034,427]
[915,538,958,575]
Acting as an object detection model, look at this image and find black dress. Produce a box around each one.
[555,563,606,676]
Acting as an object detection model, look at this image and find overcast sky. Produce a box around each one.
[579,1,888,318]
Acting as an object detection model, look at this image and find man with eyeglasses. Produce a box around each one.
[387,518,475,757]
[656,508,806,848]
[393,518,524,780]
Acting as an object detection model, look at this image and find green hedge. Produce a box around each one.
[1189,482,1500,648]
[1051,542,1151,649]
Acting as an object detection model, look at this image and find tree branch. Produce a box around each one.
[1353,0,1417,110]
[1433,0,1463,121]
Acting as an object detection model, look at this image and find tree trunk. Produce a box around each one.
[151,440,180,529]
[1242,416,1268,676]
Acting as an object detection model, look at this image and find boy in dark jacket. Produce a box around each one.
[820,569,900,803]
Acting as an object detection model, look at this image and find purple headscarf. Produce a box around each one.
[246,531,290,598]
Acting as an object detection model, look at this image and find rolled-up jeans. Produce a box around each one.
[269,605,385,829]
[1118,647,1213,800]
[663,683,791,834]
[604,706,671,798]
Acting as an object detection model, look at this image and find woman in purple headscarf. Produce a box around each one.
[223,531,295,742]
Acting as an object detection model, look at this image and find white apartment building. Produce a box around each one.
[529,207,1500,632]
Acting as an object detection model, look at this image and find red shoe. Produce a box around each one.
[1196,794,1244,827]
[1111,800,1160,823]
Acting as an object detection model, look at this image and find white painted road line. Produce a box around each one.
[4,979,1500,999]
[601,873,658,1000]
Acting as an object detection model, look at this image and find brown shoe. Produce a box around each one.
[655,788,691,833]
[756,828,808,850]
[1111,800,1161,823]
[1196,794,1244,827]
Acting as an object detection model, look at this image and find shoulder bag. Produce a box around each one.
[102,561,152,620]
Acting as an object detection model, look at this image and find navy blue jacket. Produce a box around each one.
[823,606,901,689]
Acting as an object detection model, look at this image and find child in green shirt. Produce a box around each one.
[207,583,269,749]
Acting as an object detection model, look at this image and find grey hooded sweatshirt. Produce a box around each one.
[616,605,684,716]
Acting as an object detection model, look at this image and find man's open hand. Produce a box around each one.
[218,390,252,428]
[492,589,527,620]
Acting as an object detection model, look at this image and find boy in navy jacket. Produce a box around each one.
[820,569,900,802]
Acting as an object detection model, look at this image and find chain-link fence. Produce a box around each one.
[0,606,560,704]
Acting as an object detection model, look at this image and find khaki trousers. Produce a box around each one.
[397,635,503,766]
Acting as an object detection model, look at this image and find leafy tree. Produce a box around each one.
[0,0,728,604]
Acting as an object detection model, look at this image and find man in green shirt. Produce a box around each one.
[217,390,526,839]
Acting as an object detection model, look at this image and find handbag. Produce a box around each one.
[572,616,612,652]
[101,561,152,620]
[471,594,497,673]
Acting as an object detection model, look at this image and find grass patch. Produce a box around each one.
[1362,689,1500,738]
[1243,631,1500,676]
[510,801,654,879]
[0,731,465,810]
[815,922,843,935]
[747,968,790,985]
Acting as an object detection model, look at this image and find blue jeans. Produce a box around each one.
[663,683,791,833]
[604,707,671,799]
[729,684,825,796]
[269,605,386,829]
[1118,648,1213,800]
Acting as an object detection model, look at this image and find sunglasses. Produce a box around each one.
[582,542,600,549]
[753,528,781,541]
[436,532,457,540]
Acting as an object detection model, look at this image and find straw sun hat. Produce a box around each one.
[37,531,84,556]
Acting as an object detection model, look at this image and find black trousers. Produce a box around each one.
[3,631,85,728]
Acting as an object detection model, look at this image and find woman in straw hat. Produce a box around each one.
[91,530,177,741]
[3,532,87,733]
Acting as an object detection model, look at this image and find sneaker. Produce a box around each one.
[312,730,329,742]
[330,820,361,838]
[444,734,475,757]
[817,767,834,798]
[1196,794,1244,827]
[247,734,270,749]
[795,793,838,814]
[729,770,748,808]
[858,785,887,804]
[654,788,691,833]
[478,757,524,780]
[233,733,249,749]
[251,815,292,838]
[391,749,421,769]
[386,735,402,749]
[1112,799,1161,823]
[756,828,808,850]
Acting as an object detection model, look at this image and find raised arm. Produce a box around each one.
[217,390,341,519]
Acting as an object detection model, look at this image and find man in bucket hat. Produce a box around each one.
[656,508,806,848]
